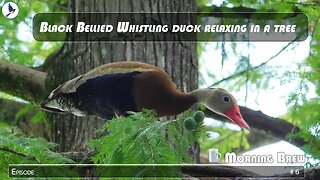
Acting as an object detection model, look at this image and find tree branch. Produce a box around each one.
[0,98,36,123]
[62,151,95,163]
[0,98,48,137]
[197,5,302,19]
[198,5,259,14]
[239,106,306,146]
[209,40,294,87]
[0,60,47,103]
[0,146,41,163]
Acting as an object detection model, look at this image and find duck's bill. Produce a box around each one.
[224,105,250,130]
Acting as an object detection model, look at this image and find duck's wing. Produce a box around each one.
[41,61,157,118]
[48,61,155,99]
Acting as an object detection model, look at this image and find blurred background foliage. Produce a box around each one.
[0,0,66,136]
[0,0,65,66]
[197,0,320,165]
[0,0,319,174]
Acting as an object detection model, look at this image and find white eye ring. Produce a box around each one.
[222,95,230,103]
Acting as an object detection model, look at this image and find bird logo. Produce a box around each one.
[2,2,19,19]
[6,3,16,17]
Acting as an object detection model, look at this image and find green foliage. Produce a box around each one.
[0,0,65,67]
[197,0,320,163]
[286,98,320,160]
[91,110,205,164]
[0,122,74,179]
[197,0,213,8]
[14,103,45,124]
[15,104,34,120]
[0,0,318,175]
[283,3,320,162]
[0,0,62,134]
[90,110,208,176]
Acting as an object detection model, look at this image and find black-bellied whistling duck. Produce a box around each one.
[41,61,250,130]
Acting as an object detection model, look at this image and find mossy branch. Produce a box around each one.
[0,146,41,163]
[0,60,47,104]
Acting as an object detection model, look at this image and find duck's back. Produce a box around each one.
[42,61,186,118]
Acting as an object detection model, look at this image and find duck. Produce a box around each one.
[41,61,250,130]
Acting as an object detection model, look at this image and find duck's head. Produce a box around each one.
[191,88,250,130]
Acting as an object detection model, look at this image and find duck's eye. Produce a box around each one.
[223,95,230,103]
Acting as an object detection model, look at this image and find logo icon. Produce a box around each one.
[2,2,19,19]
[209,148,222,163]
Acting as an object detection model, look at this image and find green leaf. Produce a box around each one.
[90,109,202,172]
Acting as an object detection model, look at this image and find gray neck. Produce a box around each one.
[190,88,211,104]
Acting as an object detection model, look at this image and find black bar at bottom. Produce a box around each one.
[8,164,304,178]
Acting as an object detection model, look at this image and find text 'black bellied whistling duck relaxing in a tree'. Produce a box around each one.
[41,61,250,130]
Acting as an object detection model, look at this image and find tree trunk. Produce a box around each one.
[44,0,198,155]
